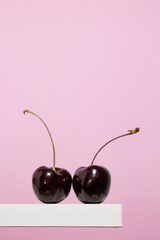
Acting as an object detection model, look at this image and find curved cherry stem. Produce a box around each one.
[23,109,56,171]
[91,128,140,166]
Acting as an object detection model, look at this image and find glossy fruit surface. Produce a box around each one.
[73,165,111,203]
[32,166,72,203]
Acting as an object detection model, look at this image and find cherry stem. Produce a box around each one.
[23,109,56,171]
[91,128,140,166]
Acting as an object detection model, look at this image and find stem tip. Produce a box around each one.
[128,127,140,134]
[23,109,29,114]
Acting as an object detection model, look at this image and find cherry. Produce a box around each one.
[73,128,140,204]
[24,110,72,203]
[32,167,72,203]
[73,165,111,203]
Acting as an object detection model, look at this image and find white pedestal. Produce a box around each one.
[0,204,122,227]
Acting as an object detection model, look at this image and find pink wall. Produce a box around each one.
[0,0,160,239]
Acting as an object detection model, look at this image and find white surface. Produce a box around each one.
[0,204,122,227]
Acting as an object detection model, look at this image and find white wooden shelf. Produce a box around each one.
[0,204,122,227]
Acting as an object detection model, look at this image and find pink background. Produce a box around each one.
[0,0,160,239]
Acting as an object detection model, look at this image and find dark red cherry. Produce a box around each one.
[73,128,139,204]
[32,166,72,203]
[24,109,72,204]
[73,165,111,203]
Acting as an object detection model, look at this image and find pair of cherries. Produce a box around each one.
[24,110,139,204]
